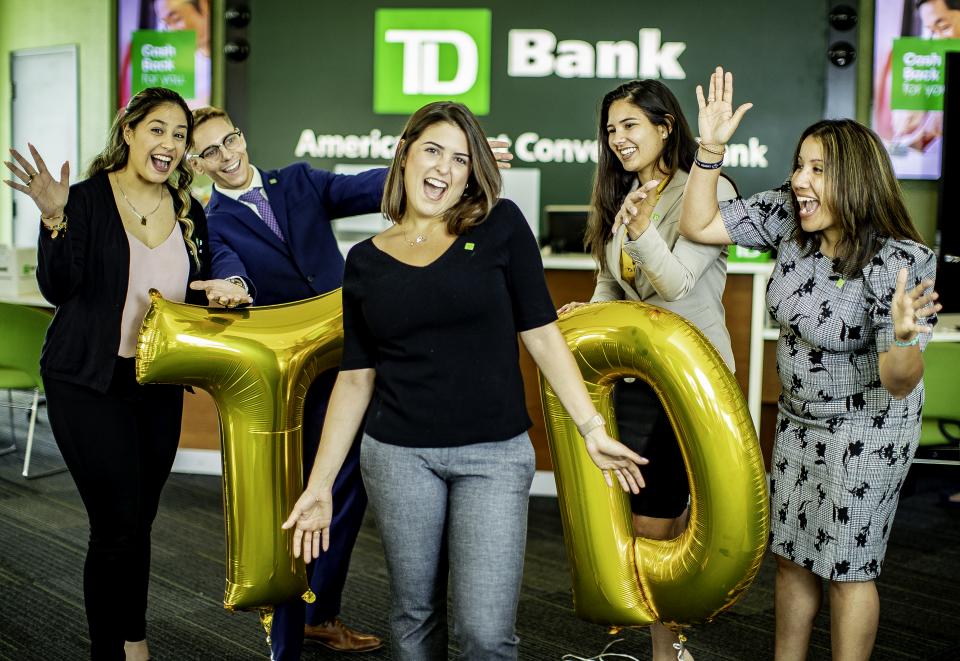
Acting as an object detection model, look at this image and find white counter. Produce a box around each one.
[0,293,51,308]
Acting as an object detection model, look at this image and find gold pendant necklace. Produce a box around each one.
[115,173,164,225]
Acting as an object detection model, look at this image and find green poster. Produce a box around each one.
[891,36,960,111]
[131,29,196,98]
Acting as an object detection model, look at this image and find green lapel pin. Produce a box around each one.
[464,242,475,251]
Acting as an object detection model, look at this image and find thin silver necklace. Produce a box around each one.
[114,173,164,225]
[402,221,441,246]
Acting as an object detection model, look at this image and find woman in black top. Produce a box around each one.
[4,87,248,661]
[282,102,647,660]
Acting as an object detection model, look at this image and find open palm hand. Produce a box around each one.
[695,67,753,147]
[4,144,70,218]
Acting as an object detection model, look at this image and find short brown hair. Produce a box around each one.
[191,106,234,142]
[381,102,501,235]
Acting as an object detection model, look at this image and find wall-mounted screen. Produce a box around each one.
[872,0,960,179]
[118,0,212,110]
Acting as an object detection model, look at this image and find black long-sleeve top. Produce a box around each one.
[36,171,211,392]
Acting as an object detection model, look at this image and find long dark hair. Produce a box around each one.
[382,101,501,235]
[790,119,925,278]
[584,80,697,271]
[89,87,200,269]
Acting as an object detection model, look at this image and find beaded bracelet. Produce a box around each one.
[697,142,726,156]
[893,335,920,348]
[694,157,723,170]
[41,213,68,239]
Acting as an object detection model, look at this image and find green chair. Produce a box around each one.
[915,340,960,465]
[0,301,61,478]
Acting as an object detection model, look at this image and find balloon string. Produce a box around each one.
[561,638,641,661]
[673,632,688,661]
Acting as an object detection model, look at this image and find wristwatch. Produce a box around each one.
[226,276,248,294]
[576,413,606,437]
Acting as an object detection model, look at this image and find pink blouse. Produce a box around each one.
[118,225,190,358]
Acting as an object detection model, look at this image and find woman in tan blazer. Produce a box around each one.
[559,79,737,661]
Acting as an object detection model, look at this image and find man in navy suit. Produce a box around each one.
[189,107,386,658]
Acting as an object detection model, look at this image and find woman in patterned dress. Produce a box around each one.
[677,67,941,661]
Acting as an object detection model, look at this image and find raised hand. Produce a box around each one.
[583,428,648,494]
[695,66,753,147]
[611,180,660,239]
[4,144,70,219]
[281,486,334,562]
[891,268,940,343]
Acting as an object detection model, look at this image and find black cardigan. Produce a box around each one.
[37,171,211,393]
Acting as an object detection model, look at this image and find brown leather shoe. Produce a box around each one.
[303,619,383,653]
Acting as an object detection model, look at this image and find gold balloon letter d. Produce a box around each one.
[541,301,768,627]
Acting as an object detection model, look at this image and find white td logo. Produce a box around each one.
[385,29,479,95]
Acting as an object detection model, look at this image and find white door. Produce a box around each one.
[11,45,79,247]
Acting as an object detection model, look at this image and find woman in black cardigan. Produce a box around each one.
[4,87,248,661]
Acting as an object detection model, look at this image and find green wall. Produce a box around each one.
[0,0,943,245]
[239,0,828,209]
[0,0,115,245]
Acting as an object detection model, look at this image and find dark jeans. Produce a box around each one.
[44,358,183,661]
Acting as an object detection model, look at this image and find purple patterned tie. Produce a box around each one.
[238,187,285,242]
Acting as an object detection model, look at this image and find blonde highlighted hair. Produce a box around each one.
[191,106,234,135]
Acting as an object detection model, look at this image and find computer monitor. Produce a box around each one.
[543,205,590,254]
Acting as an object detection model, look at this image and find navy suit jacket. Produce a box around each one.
[205,163,388,305]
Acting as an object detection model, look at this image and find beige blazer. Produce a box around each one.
[590,170,737,370]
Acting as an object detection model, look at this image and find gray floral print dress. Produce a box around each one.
[720,183,937,581]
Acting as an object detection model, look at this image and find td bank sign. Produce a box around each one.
[374,8,687,115]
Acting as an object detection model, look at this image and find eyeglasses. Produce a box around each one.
[189,129,244,163]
